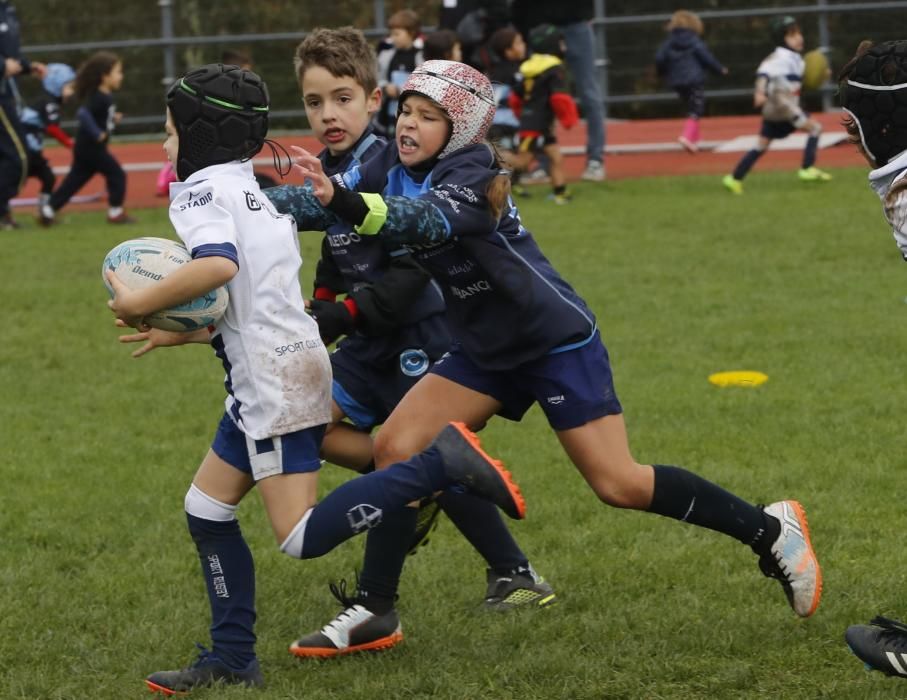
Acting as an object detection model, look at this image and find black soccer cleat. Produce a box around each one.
[407,499,442,555]
[484,566,557,611]
[846,616,907,678]
[145,644,263,695]
[430,422,526,520]
[289,580,402,658]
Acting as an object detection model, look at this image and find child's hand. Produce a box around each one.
[113,112,123,124]
[753,92,767,109]
[105,270,149,331]
[30,62,47,79]
[290,145,334,206]
[4,58,22,77]
[721,67,729,76]
[114,319,204,358]
[98,131,108,143]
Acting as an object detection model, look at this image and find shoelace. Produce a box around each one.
[189,642,215,669]
[328,577,358,609]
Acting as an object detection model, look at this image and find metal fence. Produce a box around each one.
[18,0,907,132]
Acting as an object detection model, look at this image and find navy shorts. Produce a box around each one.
[760,119,797,140]
[430,331,622,430]
[211,413,325,481]
[331,343,437,430]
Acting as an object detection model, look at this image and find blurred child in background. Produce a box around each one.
[375,9,423,137]
[487,27,528,193]
[19,62,75,225]
[49,51,134,223]
[839,38,907,679]
[655,10,727,153]
[722,16,831,194]
[423,28,461,62]
[509,23,578,204]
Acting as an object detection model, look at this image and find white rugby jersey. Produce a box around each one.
[870,149,907,260]
[757,46,804,95]
[169,160,332,439]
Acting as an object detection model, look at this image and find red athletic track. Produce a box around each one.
[13,113,865,216]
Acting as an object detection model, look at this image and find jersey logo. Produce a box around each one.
[244,191,262,211]
[400,348,430,377]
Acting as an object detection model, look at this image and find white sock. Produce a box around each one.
[108,206,123,218]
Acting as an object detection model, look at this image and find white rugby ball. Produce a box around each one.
[102,237,229,331]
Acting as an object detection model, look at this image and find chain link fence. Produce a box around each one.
[14,0,907,135]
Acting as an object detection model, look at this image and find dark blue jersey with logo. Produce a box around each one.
[343,142,597,370]
[302,125,448,365]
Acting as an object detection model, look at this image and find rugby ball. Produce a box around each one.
[802,49,830,91]
[102,237,229,331]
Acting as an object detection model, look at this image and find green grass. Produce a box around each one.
[3,167,907,699]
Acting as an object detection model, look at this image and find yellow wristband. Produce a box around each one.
[354,192,388,235]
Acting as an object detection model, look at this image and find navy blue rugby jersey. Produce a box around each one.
[317,125,385,179]
[345,142,597,370]
[75,90,115,154]
[302,126,446,364]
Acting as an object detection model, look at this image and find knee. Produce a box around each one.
[587,463,652,510]
[279,508,314,559]
[373,429,418,468]
[184,483,238,539]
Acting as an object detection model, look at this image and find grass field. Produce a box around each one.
[3,167,907,699]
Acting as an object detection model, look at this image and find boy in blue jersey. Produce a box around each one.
[108,63,527,695]
[268,60,824,645]
[838,40,907,679]
[723,16,832,194]
[284,28,556,658]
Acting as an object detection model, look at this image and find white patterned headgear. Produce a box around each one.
[398,60,496,159]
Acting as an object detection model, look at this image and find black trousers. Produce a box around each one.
[27,150,55,194]
[50,146,126,211]
[0,97,27,216]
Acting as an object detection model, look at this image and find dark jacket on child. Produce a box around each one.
[655,28,724,88]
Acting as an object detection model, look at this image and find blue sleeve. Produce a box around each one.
[77,106,103,140]
[694,41,725,75]
[264,183,340,232]
[655,42,668,73]
[192,242,239,266]
[379,196,451,247]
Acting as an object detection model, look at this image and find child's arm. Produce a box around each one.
[753,76,769,109]
[76,105,106,142]
[548,67,579,129]
[46,123,73,148]
[106,255,237,330]
[694,41,728,76]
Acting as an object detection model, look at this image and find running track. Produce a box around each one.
[12,113,865,216]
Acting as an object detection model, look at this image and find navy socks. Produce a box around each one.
[803,135,819,168]
[187,514,256,670]
[648,465,773,548]
[300,447,447,558]
[437,490,528,573]
[733,149,764,181]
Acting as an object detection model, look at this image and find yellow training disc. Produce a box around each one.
[708,371,769,388]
